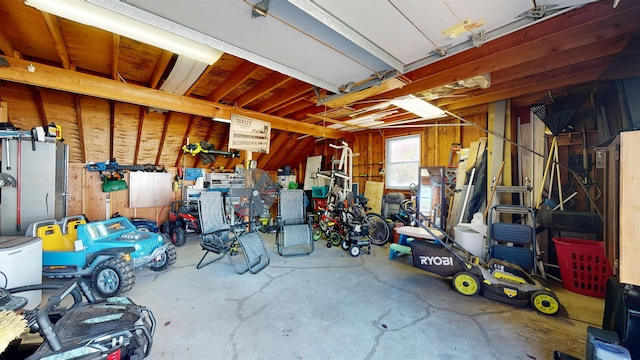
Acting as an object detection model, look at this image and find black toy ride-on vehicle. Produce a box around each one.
[160,200,201,247]
[4,278,155,360]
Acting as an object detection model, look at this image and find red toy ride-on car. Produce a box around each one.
[160,200,201,246]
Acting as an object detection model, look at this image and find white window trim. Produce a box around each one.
[385,134,421,190]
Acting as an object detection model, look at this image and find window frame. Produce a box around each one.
[385,134,421,190]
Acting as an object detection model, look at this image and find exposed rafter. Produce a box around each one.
[0,56,351,140]
[205,61,259,102]
[111,34,120,80]
[40,12,71,70]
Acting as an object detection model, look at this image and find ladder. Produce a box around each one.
[491,177,533,209]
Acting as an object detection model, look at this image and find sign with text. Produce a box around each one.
[229,114,271,153]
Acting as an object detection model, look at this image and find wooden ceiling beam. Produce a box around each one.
[156,111,172,166]
[252,82,312,113]
[185,63,215,96]
[445,66,605,111]
[260,132,291,170]
[0,56,350,140]
[437,38,627,109]
[406,0,639,83]
[175,115,198,168]
[265,133,304,171]
[274,99,315,117]
[134,106,146,164]
[0,28,14,57]
[288,136,316,174]
[109,100,116,160]
[40,12,71,70]
[234,73,291,107]
[149,51,173,89]
[73,95,86,163]
[112,34,120,81]
[372,1,640,105]
[205,60,259,102]
[30,86,48,128]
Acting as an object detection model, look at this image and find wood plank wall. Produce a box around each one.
[347,114,489,196]
[67,164,180,224]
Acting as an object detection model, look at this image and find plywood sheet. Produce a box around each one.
[364,181,384,214]
[129,172,173,208]
[619,130,640,286]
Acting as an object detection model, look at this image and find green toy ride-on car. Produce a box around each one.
[26,216,177,298]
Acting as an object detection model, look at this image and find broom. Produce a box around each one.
[0,310,28,352]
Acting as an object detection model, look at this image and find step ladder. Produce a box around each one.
[491,177,533,209]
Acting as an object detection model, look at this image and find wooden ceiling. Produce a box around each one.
[0,0,638,171]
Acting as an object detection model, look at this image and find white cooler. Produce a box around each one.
[0,236,43,310]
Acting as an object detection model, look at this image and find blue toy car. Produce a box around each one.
[112,211,160,233]
[26,216,177,298]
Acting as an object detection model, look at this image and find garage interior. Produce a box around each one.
[1,0,640,359]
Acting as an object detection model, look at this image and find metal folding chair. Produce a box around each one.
[276,189,314,257]
[196,191,269,274]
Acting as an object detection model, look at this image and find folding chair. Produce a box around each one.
[382,192,406,220]
[196,191,269,274]
[276,189,314,257]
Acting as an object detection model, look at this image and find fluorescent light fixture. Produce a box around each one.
[160,56,208,95]
[24,0,224,65]
[212,117,231,124]
[391,95,446,120]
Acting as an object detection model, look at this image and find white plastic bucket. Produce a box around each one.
[594,340,631,360]
[454,226,484,258]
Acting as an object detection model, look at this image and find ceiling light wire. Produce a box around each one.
[442,0,475,36]
[389,0,438,49]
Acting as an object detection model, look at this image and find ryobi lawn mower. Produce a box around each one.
[407,211,560,315]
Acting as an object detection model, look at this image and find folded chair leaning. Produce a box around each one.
[276,189,314,257]
[196,191,269,274]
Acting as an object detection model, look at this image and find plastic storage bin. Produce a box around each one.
[312,186,329,198]
[552,237,612,298]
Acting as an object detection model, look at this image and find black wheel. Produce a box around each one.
[341,240,350,251]
[349,246,360,257]
[531,290,560,315]
[91,258,135,298]
[452,271,480,296]
[326,242,332,248]
[171,227,186,247]
[136,225,153,232]
[160,222,171,234]
[329,231,342,247]
[149,244,177,272]
[366,213,391,246]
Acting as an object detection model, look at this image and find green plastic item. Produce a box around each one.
[288,181,298,189]
[102,179,128,192]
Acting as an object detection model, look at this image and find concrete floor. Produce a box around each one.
[112,232,604,360]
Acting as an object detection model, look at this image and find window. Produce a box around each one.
[386,134,420,190]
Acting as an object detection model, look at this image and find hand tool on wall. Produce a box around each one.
[16,138,21,232]
[4,139,10,170]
